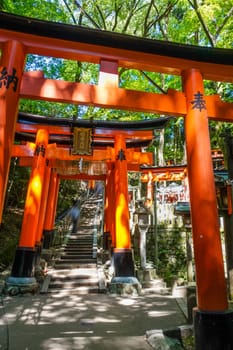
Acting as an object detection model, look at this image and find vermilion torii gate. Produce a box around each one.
[0,11,233,349]
[12,112,163,278]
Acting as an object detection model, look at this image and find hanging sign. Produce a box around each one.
[72,127,92,155]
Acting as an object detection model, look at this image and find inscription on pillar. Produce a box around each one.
[191,91,206,112]
[116,149,126,161]
[35,144,46,157]
[0,67,19,92]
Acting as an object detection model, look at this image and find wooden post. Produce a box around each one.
[183,69,232,350]
[147,171,153,203]
[0,40,26,223]
[35,165,51,265]
[88,179,95,196]
[104,166,116,250]
[36,165,51,244]
[104,169,111,250]
[43,170,60,248]
[10,129,49,278]
[183,68,227,311]
[113,134,134,277]
[222,135,233,300]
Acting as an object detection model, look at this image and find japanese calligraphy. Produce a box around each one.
[72,127,92,155]
[0,67,19,92]
[191,91,206,112]
[116,149,126,161]
[35,144,46,157]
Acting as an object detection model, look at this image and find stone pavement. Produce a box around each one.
[0,289,188,350]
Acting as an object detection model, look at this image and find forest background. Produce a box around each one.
[0,0,232,281]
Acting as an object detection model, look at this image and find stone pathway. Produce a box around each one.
[0,290,188,350]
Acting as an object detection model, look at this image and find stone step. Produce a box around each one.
[47,197,103,295]
[65,245,93,249]
[50,267,98,276]
[67,236,93,240]
[56,258,96,264]
[67,232,93,236]
[64,243,93,247]
[66,240,93,244]
[78,225,97,229]
[64,249,93,253]
[48,285,100,295]
[142,279,171,295]
[60,254,94,259]
[63,247,93,251]
[53,263,97,269]
[50,278,99,288]
[63,247,93,252]
[62,251,93,255]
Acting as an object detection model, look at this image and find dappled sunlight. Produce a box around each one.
[41,336,101,350]
[116,193,130,248]
[29,174,42,201]
[147,310,177,317]
[117,298,137,306]
[41,79,57,97]
[1,290,186,349]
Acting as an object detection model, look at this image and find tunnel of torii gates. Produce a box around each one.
[0,11,233,344]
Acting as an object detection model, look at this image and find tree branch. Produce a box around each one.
[122,0,141,33]
[74,0,102,29]
[62,0,77,24]
[143,0,154,36]
[215,6,233,41]
[149,1,178,39]
[95,3,107,30]
[140,71,167,94]
[187,0,214,47]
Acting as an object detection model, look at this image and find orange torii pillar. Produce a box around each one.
[104,166,116,251]
[183,69,233,349]
[43,169,60,249]
[88,179,95,196]
[7,129,49,289]
[146,171,153,208]
[0,40,25,224]
[34,164,51,265]
[111,135,135,279]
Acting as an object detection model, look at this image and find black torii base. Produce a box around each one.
[194,309,233,349]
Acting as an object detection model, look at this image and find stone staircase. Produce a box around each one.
[46,196,106,295]
[55,228,96,268]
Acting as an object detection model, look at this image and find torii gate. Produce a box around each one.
[12,113,163,279]
[0,11,233,349]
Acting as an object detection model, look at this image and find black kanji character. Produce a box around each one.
[35,144,46,157]
[0,67,19,92]
[191,91,206,112]
[116,149,126,161]
[7,68,19,92]
[0,67,8,88]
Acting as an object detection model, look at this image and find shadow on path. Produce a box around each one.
[0,291,187,350]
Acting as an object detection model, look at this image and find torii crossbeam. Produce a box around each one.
[0,12,233,349]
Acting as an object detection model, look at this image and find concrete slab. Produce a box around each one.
[0,291,187,350]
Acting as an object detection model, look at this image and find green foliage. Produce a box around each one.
[2,0,72,23]
[164,118,185,164]
[157,227,187,285]
[0,208,23,271]
[19,99,79,118]
[3,0,231,155]
[4,159,30,209]
[56,180,86,216]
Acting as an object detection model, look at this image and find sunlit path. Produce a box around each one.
[1,291,186,350]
